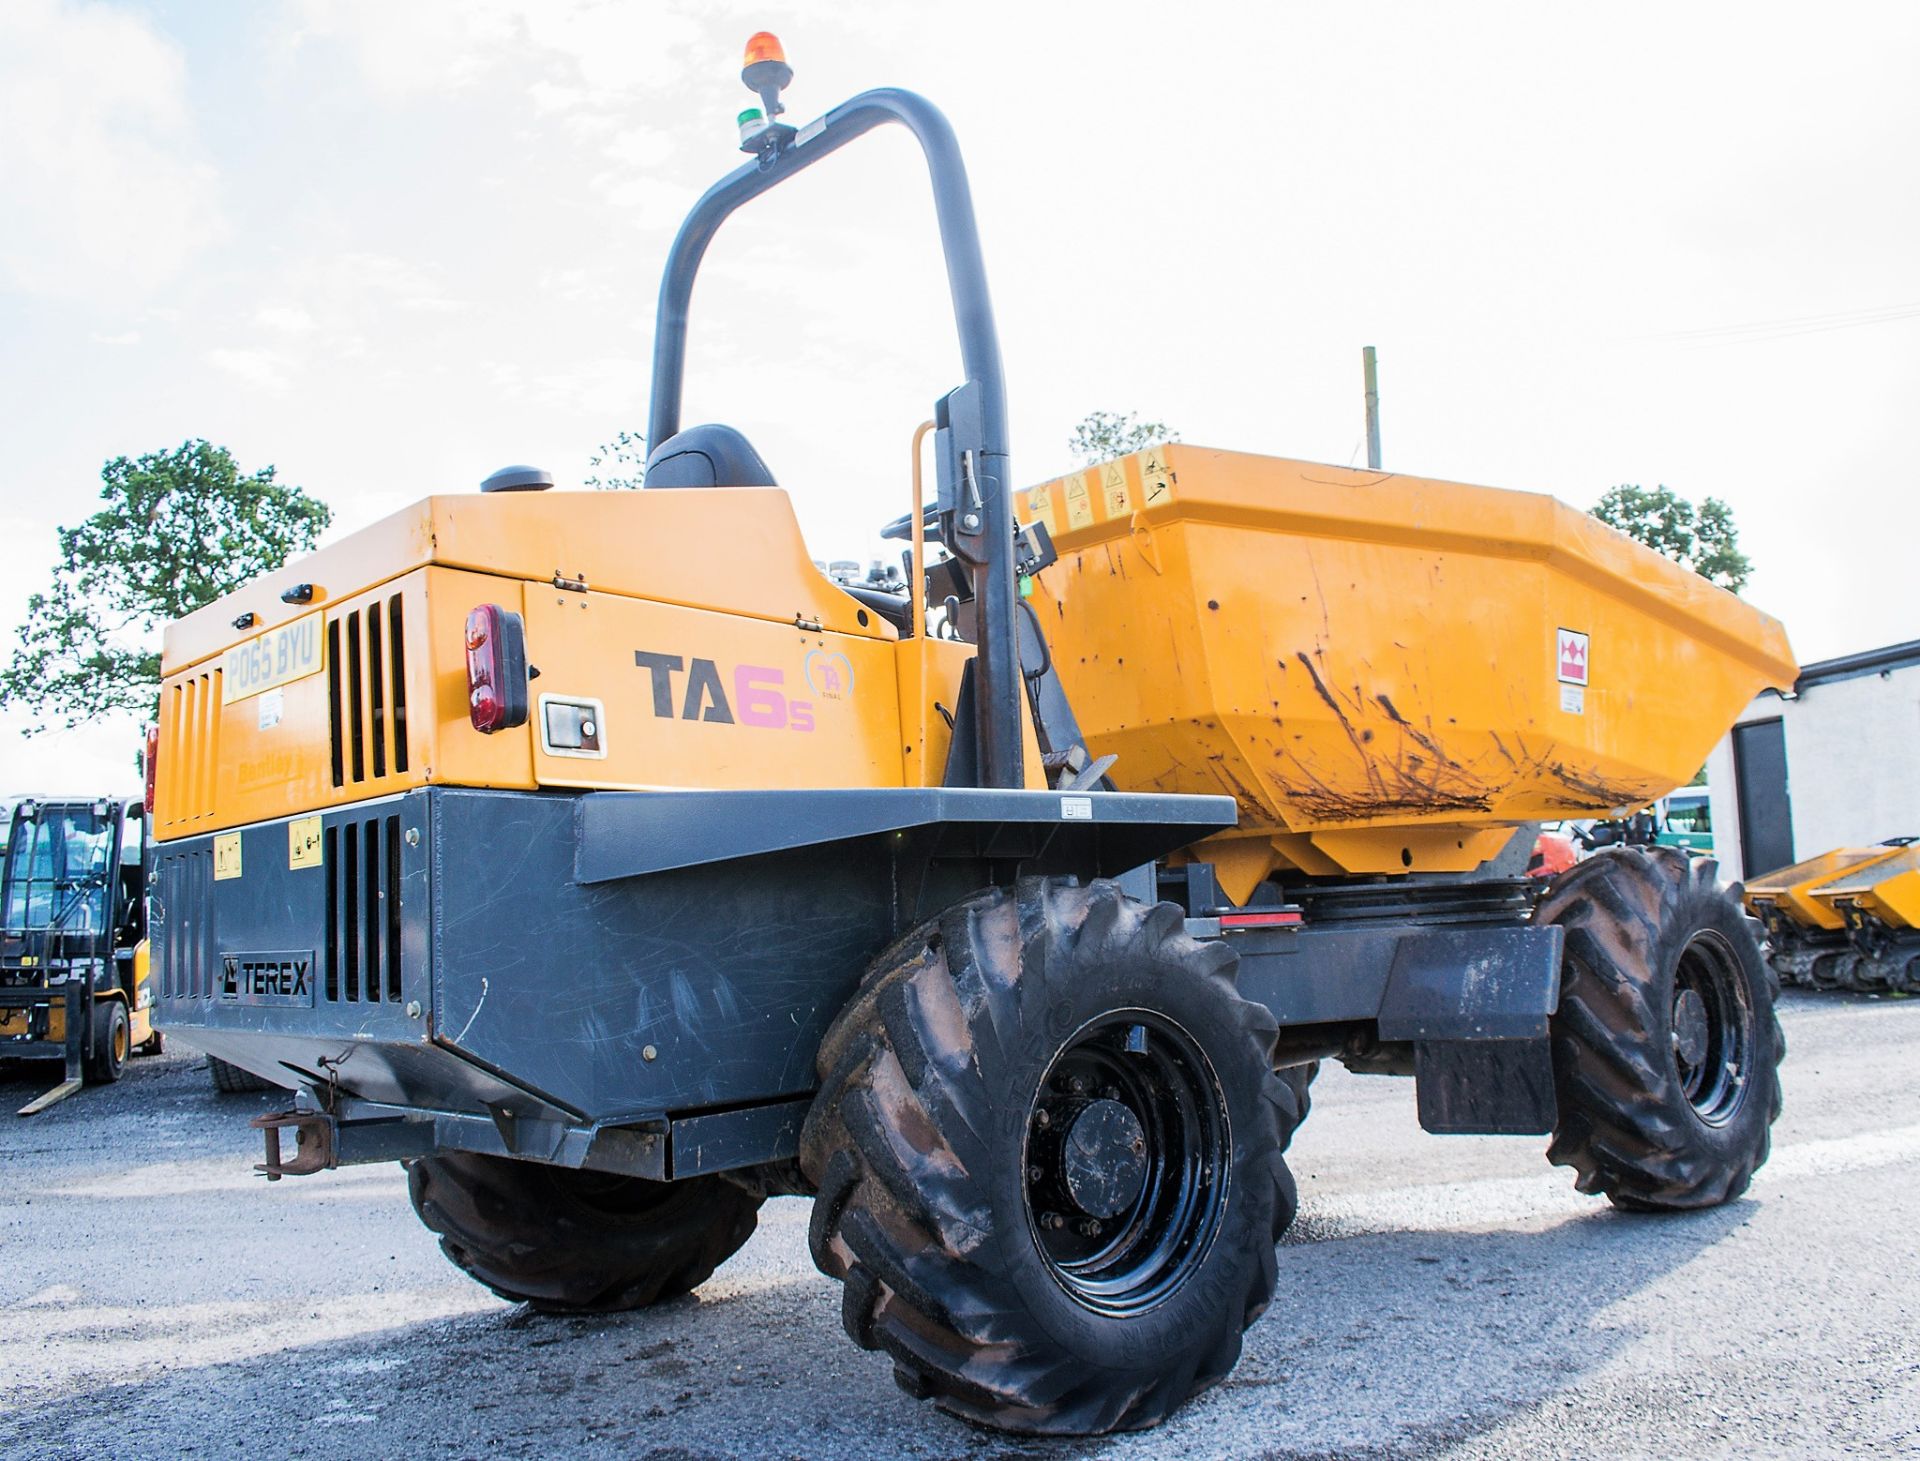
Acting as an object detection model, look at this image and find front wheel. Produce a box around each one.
[84,998,129,1084]
[801,878,1302,1436]
[208,1055,276,1094]
[1536,847,1783,1209]
[407,1154,763,1312]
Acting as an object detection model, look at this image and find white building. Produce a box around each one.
[1705,639,1920,883]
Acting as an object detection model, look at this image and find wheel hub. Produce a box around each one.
[1671,987,1709,1069]
[1671,929,1757,1126]
[1021,1010,1231,1318]
[1062,1099,1148,1219]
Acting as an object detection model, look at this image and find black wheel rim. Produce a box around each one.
[1021,1010,1230,1317]
[1671,930,1755,1125]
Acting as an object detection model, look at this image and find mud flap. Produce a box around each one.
[1412,1039,1556,1134]
[1376,923,1563,1135]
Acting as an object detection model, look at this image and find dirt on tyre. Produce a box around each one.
[800,877,1303,1436]
[407,1153,763,1312]
[1535,847,1783,1209]
[84,998,129,1084]
[208,1055,276,1094]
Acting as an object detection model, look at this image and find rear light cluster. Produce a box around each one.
[464,604,530,733]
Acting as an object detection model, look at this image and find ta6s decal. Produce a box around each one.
[634,651,817,731]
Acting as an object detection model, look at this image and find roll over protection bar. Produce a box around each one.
[645,87,1024,790]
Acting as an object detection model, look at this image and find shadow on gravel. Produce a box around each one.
[1195,1199,1755,1460]
[0,1186,1754,1461]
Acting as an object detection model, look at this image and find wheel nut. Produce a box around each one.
[1034,1108,1051,1128]
[1078,1219,1101,1237]
[1069,1075,1089,1094]
[1028,1165,1044,1182]
[1042,1212,1065,1230]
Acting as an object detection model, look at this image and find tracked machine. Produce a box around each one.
[151,37,1799,1435]
[1745,840,1920,992]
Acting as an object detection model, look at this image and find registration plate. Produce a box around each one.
[222,611,325,704]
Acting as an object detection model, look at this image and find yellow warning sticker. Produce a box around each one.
[1063,472,1094,530]
[1101,460,1131,518]
[289,815,323,870]
[1027,479,1056,534]
[214,832,243,881]
[1140,449,1173,505]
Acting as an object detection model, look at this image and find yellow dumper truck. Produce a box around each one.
[149,37,1798,1436]
[1745,841,1920,991]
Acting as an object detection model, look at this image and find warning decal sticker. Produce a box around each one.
[1063,472,1093,530]
[1027,479,1056,534]
[1140,448,1172,504]
[1557,628,1590,686]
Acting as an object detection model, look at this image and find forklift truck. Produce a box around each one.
[1,796,156,1114]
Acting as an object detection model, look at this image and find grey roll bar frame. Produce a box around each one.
[645,87,1024,790]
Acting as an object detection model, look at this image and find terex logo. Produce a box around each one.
[219,951,317,1007]
[633,651,823,732]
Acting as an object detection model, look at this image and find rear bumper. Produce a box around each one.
[152,785,1234,1166]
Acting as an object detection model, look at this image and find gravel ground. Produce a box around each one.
[2,990,1916,1460]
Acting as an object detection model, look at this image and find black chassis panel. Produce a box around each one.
[1200,908,1564,1136]
[156,787,1571,1166]
[152,785,1235,1139]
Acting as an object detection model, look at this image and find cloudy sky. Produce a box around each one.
[3,0,1917,793]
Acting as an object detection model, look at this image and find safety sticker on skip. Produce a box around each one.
[1060,796,1093,821]
[1556,628,1589,686]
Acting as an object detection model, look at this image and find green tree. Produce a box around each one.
[1591,483,1752,593]
[2,440,332,731]
[1068,410,1179,467]
[583,430,647,490]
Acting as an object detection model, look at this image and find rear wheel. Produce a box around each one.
[1276,1061,1317,1149]
[1536,848,1783,1209]
[84,998,129,1084]
[801,878,1301,1436]
[407,1153,763,1312]
[208,1055,275,1094]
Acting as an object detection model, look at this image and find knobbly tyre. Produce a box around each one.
[149,36,1797,1435]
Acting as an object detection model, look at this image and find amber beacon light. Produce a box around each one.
[741,31,792,115]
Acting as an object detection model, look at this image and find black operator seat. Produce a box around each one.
[642,424,777,488]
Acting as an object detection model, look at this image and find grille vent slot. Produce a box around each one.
[158,848,215,998]
[324,813,403,1003]
[328,593,410,789]
[158,670,222,830]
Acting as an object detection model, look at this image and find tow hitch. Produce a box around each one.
[251,1109,337,1180]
